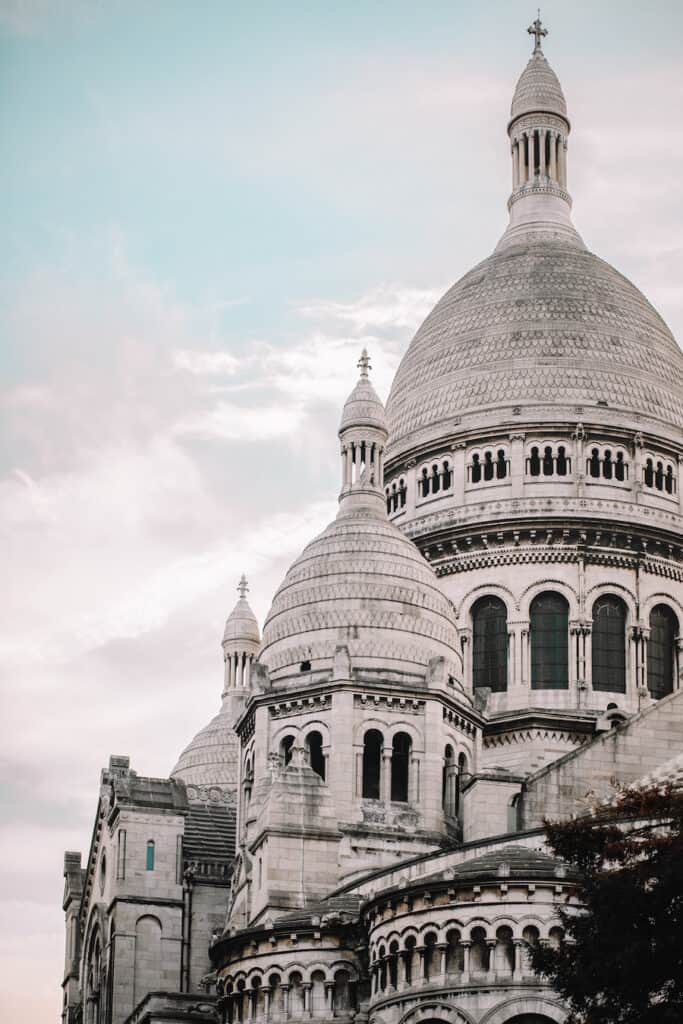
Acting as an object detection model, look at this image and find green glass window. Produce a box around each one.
[472,596,508,692]
[530,592,569,689]
[647,605,677,700]
[592,595,627,692]
[146,839,155,871]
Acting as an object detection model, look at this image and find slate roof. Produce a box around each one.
[416,844,581,888]
[113,774,188,811]
[183,802,237,864]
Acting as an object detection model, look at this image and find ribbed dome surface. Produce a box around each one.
[339,375,388,433]
[223,596,260,645]
[170,704,239,788]
[511,49,567,120]
[260,504,461,682]
[386,241,683,459]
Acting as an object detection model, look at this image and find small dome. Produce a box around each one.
[259,502,461,683]
[170,704,239,789]
[222,576,260,647]
[510,49,567,122]
[339,349,388,434]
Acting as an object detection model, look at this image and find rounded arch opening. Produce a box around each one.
[592,594,627,693]
[472,595,508,692]
[530,591,569,690]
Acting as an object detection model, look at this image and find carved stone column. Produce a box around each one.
[539,128,547,176]
[509,432,526,499]
[461,941,471,981]
[549,131,557,180]
[437,943,448,983]
[381,747,392,803]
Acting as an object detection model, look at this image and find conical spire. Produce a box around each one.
[338,351,388,516]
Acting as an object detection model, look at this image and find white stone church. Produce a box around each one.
[62,20,683,1024]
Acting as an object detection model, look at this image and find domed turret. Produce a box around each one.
[222,575,260,693]
[170,576,261,793]
[259,353,463,686]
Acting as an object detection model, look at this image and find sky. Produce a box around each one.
[1,0,682,1019]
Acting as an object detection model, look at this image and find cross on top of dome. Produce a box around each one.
[357,348,371,379]
[528,11,548,53]
[237,574,249,599]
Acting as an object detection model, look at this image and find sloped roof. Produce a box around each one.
[183,802,237,864]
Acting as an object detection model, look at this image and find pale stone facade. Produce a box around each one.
[62,20,683,1024]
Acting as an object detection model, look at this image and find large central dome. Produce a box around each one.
[386,241,683,460]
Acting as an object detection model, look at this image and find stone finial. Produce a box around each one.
[528,10,548,52]
[237,574,249,599]
[357,348,371,379]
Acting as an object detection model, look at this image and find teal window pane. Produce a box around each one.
[531,592,569,689]
[592,596,627,693]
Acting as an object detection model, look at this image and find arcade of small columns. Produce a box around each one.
[365,887,574,1003]
[510,126,567,189]
[225,650,258,690]
[341,437,385,490]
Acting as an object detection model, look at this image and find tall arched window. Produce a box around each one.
[146,840,155,871]
[362,729,383,799]
[592,595,627,693]
[305,731,325,780]
[472,596,508,691]
[390,732,411,802]
[530,592,569,689]
[647,605,678,700]
[455,752,467,818]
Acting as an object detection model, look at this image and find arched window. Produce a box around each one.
[385,488,391,514]
[647,605,678,700]
[615,451,626,481]
[496,449,507,479]
[280,735,295,766]
[305,731,325,780]
[146,840,155,871]
[530,592,569,689]
[644,458,654,487]
[420,467,429,497]
[442,461,452,489]
[589,448,601,477]
[362,729,383,799]
[390,732,411,802]
[483,451,494,481]
[665,466,675,494]
[471,453,482,483]
[603,449,613,479]
[472,596,508,692]
[592,595,627,692]
[556,445,568,476]
[528,447,541,476]
[542,446,554,475]
[399,478,407,506]
[431,463,440,493]
[655,461,664,490]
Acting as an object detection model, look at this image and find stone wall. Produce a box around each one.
[521,688,683,826]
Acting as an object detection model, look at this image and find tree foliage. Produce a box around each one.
[530,785,683,1024]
